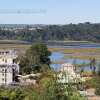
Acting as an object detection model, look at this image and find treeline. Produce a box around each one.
[0,22,100,42]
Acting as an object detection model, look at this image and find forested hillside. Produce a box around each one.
[0,22,100,42]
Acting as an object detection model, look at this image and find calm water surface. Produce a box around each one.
[50,45,99,71]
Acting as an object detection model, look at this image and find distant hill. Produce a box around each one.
[0,22,100,42]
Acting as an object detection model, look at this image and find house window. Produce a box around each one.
[2,58,4,62]
[2,78,4,81]
[5,59,7,63]
[2,73,4,76]
[2,69,5,72]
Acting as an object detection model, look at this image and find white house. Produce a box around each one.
[58,63,82,84]
[0,50,19,85]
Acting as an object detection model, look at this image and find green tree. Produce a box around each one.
[20,43,51,74]
[97,62,100,76]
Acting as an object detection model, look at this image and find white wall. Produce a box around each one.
[0,67,13,85]
[6,72,13,84]
[0,57,13,64]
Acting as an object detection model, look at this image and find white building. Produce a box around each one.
[58,63,82,84]
[60,63,75,75]
[0,50,19,85]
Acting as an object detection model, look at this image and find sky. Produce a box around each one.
[0,0,100,24]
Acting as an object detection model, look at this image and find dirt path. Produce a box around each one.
[86,89,100,100]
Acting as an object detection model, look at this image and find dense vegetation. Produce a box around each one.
[1,22,100,42]
[94,64,100,95]
[0,43,86,100]
[84,63,100,96]
[19,43,51,74]
[0,75,85,100]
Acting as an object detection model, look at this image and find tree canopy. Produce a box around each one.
[0,22,100,42]
[19,43,51,74]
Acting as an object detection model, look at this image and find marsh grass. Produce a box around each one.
[49,47,100,60]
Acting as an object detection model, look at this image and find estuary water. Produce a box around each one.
[49,45,100,71]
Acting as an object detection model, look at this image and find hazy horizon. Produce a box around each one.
[0,22,99,25]
[0,0,100,24]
